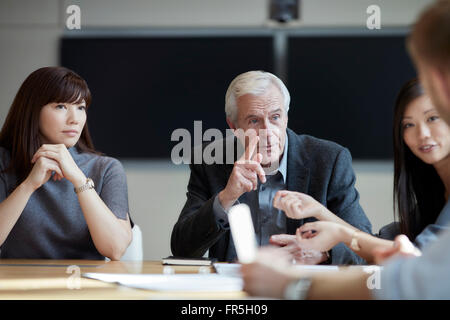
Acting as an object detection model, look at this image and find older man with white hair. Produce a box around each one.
[171,70,372,264]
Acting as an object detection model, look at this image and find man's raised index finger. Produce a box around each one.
[242,134,259,161]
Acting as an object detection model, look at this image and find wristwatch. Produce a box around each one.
[284,277,312,300]
[74,178,95,194]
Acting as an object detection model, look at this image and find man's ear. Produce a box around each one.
[440,70,450,104]
[226,118,236,130]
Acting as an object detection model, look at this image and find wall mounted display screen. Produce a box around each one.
[61,36,274,158]
[287,35,416,159]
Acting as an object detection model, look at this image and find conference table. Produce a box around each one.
[0,259,247,300]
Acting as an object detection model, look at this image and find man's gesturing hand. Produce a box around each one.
[218,135,266,211]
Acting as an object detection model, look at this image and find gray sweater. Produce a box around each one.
[0,146,129,260]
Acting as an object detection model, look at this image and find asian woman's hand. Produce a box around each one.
[269,234,329,264]
[24,156,64,191]
[373,234,422,265]
[273,190,335,221]
[295,221,350,253]
[31,144,86,187]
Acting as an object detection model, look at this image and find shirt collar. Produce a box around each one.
[278,134,288,184]
[68,145,79,156]
[264,133,288,184]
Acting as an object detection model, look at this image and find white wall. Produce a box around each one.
[0,0,431,259]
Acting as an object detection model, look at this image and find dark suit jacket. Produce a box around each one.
[171,128,372,264]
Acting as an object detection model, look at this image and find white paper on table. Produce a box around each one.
[228,204,257,263]
[82,273,243,292]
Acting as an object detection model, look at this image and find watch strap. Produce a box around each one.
[74,178,94,194]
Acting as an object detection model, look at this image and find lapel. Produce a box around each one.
[285,128,311,234]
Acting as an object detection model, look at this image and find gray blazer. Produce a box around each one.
[171,128,372,264]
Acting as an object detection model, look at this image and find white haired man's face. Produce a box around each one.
[227,84,288,167]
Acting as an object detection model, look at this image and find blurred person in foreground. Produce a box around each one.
[242,0,450,300]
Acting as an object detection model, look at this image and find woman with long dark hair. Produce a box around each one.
[270,77,450,263]
[393,78,448,246]
[0,66,132,260]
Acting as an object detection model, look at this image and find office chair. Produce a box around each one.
[121,224,143,261]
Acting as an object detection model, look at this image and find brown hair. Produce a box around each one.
[0,66,99,183]
[408,0,450,70]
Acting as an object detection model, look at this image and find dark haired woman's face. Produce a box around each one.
[402,95,450,165]
[38,101,87,147]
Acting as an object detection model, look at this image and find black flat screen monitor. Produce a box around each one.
[61,36,274,158]
[287,35,416,159]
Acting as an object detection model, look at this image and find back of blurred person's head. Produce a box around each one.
[408,0,450,124]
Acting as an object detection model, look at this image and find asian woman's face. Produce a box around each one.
[402,95,450,166]
[39,101,87,147]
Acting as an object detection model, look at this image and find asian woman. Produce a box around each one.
[0,66,132,260]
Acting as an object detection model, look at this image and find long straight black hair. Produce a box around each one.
[393,78,446,240]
